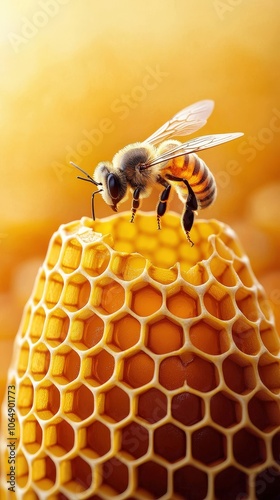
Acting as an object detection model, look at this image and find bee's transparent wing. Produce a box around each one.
[145,133,244,167]
[145,100,215,145]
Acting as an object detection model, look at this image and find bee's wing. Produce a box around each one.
[146,133,244,167]
[145,100,215,145]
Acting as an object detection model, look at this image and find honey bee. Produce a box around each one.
[71,100,243,246]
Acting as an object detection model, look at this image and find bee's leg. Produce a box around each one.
[156,178,172,230]
[181,180,198,247]
[130,187,142,223]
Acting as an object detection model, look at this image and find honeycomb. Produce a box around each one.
[1,211,280,500]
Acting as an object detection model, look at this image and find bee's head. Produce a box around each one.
[94,162,128,212]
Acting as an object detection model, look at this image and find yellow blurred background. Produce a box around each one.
[1,0,280,402]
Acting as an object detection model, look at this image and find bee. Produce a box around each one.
[71,100,243,246]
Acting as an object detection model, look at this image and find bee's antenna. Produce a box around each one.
[70,162,103,220]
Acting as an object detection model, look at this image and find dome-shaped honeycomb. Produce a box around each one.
[1,212,280,499]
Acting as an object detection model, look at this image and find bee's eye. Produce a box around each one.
[107,173,120,200]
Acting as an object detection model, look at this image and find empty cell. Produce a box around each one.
[51,346,81,384]
[63,456,92,493]
[101,458,129,495]
[203,284,236,320]
[184,353,219,392]
[248,391,280,432]
[257,291,274,322]
[232,318,261,355]
[154,423,186,463]
[33,270,46,305]
[137,461,168,498]
[63,274,91,311]
[255,467,280,500]
[70,310,104,350]
[189,320,230,355]
[166,286,200,319]
[30,343,50,381]
[111,254,146,280]
[233,260,254,287]
[18,377,34,416]
[46,235,62,270]
[21,306,32,338]
[258,353,280,393]
[91,278,125,314]
[109,314,141,351]
[32,455,56,490]
[60,238,82,273]
[260,320,280,355]
[84,349,114,386]
[120,422,149,459]
[172,392,204,426]
[22,416,42,454]
[210,256,237,287]
[137,388,167,423]
[174,465,208,500]
[192,426,226,466]
[183,262,209,286]
[233,428,266,467]
[214,466,248,500]
[44,308,69,347]
[147,264,178,285]
[35,381,60,420]
[146,317,184,354]
[122,351,155,388]
[235,288,260,322]
[63,384,94,421]
[130,284,163,316]
[82,242,110,277]
[210,391,242,428]
[45,418,75,456]
[29,307,45,343]
[82,420,111,458]
[44,272,64,309]
[222,354,256,395]
[102,386,130,422]
[17,341,30,377]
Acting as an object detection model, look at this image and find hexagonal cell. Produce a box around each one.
[248,391,280,432]
[102,386,130,422]
[257,290,274,322]
[166,286,200,319]
[204,284,235,321]
[51,346,81,385]
[210,255,237,287]
[192,426,226,466]
[137,388,167,423]
[44,308,69,347]
[183,262,209,286]
[62,456,92,493]
[83,349,115,386]
[130,283,163,316]
[174,465,208,500]
[120,422,149,459]
[22,415,42,454]
[60,237,82,273]
[232,318,261,355]
[32,270,46,305]
[148,264,178,285]
[108,313,141,352]
[233,428,266,467]
[146,316,184,354]
[272,432,280,461]
[63,383,94,421]
[222,353,256,395]
[260,320,280,355]
[17,341,30,377]
[189,319,230,355]
[45,418,75,456]
[233,259,255,287]
[62,273,91,311]
[159,353,219,392]
[101,458,129,495]
[46,235,62,270]
[29,307,45,343]
[35,381,60,420]
[91,278,125,314]
[137,461,168,498]
[258,353,280,394]
[44,272,64,309]
[16,450,29,488]
[154,423,186,463]
[255,466,280,500]
[210,391,242,428]
[31,455,56,490]
[30,343,50,381]
[18,377,34,416]
[81,420,111,458]
[172,391,204,426]
[122,351,155,388]
[69,309,104,350]
[235,287,260,322]
[20,305,32,338]
[111,253,146,281]
[214,466,248,500]
[81,242,110,277]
